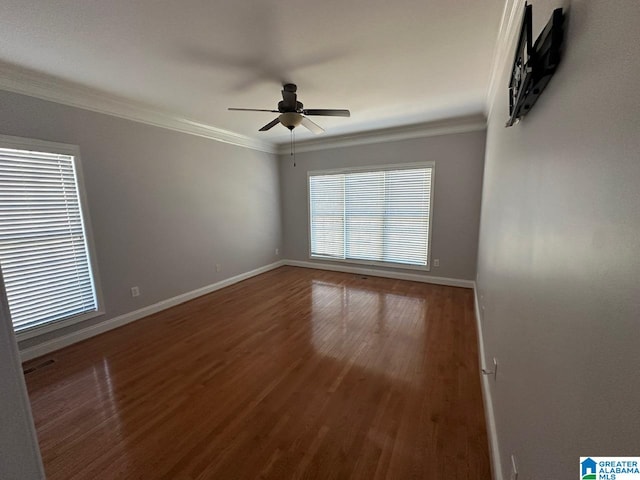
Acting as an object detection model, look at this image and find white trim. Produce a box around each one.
[474,284,503,480]
[284,259,474,289]
[485,0,525,120]
[0,134,106,341]
[307,161,435,176]
[0,62,276,154]
[275,115,487,154]
[0,133,80,156]
[427,163,436,274]
[307,163,436,272]
[0,268,46,478]
[307,254,431,272]
[18,256,495,479]
[16,310,105,342]
[0,62,486,155]
[19,257,476,363]
[20,261,285,362]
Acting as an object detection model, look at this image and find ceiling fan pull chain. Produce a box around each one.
[291,129,296,167]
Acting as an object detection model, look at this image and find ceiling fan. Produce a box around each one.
[228,83,350,134]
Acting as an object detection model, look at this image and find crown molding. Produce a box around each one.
[275,114,487,155]
[0,62,488,156]
[485,0,524,120]
[0,62,277,154]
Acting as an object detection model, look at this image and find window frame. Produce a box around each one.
[0,134,104,341]
[307,161,435,272]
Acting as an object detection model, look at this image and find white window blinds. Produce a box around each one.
[309,165,433,268]
[0,146,98,333]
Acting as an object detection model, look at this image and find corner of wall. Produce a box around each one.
[473,283,503,480]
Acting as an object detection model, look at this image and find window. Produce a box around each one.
[308,163,434,270]
[0,135,101,338]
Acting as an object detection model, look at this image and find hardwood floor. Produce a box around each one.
[24,266,490,479]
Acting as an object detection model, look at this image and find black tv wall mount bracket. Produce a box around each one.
[506,4,565,127]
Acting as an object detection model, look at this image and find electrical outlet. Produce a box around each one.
[510,454,518,480]
[275,248,279,256]
[215,263,221,272]
[130,286,140,297]
[433,258,440,267]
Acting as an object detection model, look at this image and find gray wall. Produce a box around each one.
[0,90,282,350]
[476,0,640,478]
[279,130,486,280]
[0,272,44,479]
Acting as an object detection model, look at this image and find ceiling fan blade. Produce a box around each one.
[302,109,351,117]
[259,117,281,131]
[300,116,325,135]
[228,108,279,113]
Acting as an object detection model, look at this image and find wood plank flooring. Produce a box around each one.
[24,266,490,479]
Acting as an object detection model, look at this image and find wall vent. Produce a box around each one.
[23,358,56,375]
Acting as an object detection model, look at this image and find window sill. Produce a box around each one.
[309,254,431,273]
[15,309,106,342]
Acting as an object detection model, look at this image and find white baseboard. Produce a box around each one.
[473,284,503,480]
[20,258,474,362]
[19,259,499,478]
[283,259,475,289]
[20,261,285,362]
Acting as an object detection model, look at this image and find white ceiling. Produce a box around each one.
[0,0,505,145]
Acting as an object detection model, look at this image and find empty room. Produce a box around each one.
[1,1,639,479]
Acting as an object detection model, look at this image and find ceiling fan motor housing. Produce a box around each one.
[278,100,303,112]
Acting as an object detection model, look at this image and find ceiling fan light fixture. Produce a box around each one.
[228,83,350,133]
[279,112,303,130]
